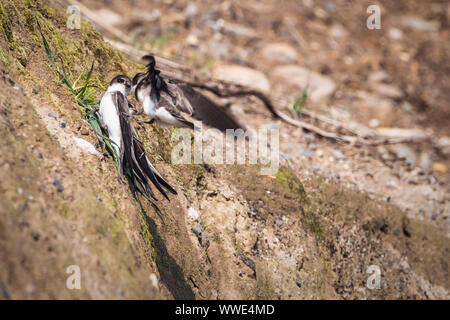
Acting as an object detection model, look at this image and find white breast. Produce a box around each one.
[99,92,121,156]
[143,95,157,118]
[156,107,183,128]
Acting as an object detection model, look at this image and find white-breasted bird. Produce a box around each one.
[132,55,195,129]
[99,75,177,200]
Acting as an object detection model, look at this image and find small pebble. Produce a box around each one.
[48,113,57,119]
[53,179,64,192]
[301,149,313,160]
[35,150,43,159]
[275,219,283,227]
[191,226,202,237]
[1,282,11,300]
[296,281,302,288]
[201,231,210,247]
[333,150,345,160]
[32,232,40,241]
[32,88,39,94]
[95,195,102,202]
[60,122,66,129]
[25,284,35,293]
[17,188,24,195]
[13,86,25,95]
[188,207,199,220]
[432,162,447,174]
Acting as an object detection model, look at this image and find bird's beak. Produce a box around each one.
[131,84,137,95]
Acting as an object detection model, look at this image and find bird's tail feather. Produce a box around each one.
[116,92,177,202]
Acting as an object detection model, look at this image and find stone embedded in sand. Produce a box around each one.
[432,162,447,174]
[94,9,122,26]
[391,144,416,166]
[222,22,256,38]
[329,24,348,38]
[272,65,336,101]
[262,42,298,63]
[398,16,440,31]
[213,64,270,92]
[192,225,202,237]
[368,70,389,83]
[376,128,429,140]
[53,179,64,192]
[388,27,403,40]
[437,136,450,156]
[72,137,100,157]
[371,83,403,99]
[184,3,198,17]
[188,207,199,221]
[419,153,432,172]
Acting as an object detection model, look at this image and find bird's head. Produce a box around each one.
[142,54,156,70]
[131,72,146,95]
[108,75,132,96]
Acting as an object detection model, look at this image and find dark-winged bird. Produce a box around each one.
[132,55,195,129]
[99,75,177,200]
[132,55,244,132]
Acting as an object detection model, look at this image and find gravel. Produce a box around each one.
[53,179,64,192]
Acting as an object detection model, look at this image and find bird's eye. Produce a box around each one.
[117,78,123,83]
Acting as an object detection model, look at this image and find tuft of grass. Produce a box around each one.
[37,19,118,164]
[291,86,309,113]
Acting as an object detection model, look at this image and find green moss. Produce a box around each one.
[61,203,70,217]
[139,210,157,258]
[0,1,15,46]
[42,5,55,17]
[7,0,26,29]
[275,166,306,201]
[0,46,11,66]
[23,9,37,32]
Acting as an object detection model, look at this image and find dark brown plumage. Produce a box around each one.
[115,92,177,200]
[133,55,244,132]
[102,75,177,201]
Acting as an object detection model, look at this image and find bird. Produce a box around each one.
[99,74,177,201]
[132,55,195,129]
[132,55,246,133]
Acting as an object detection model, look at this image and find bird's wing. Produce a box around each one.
[114,92,157,198]
[178,84,245,132]
[165,80,194,115]
[116,95,177,200]
[116,92,159,199]
[159,96,195,129]
[130,124,177,198]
